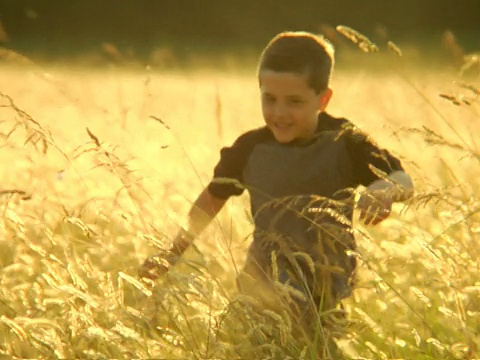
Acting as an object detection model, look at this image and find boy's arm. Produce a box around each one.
[139,188,227,279]
[357,170,414,226]
[171,187,227,254]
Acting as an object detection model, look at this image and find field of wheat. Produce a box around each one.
[0,46,479,360]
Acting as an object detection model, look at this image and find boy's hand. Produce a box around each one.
[139,252,179,280]
[357,190,393,226]
[139,228,193,280]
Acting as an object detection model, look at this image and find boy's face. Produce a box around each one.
[259,70,332,143]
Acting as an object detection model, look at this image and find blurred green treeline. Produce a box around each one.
[0,0,479,65]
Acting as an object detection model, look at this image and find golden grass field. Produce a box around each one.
[0,48,479,359]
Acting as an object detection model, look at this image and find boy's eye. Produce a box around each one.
[288,98,304,105]
[262,95,275,103]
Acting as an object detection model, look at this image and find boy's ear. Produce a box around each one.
[318,88,333,111]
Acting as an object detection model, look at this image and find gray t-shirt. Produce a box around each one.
[208,112,403,287]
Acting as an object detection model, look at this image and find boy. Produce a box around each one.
[140,31,413,349]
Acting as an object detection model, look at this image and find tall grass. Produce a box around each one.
[0,46,479,360]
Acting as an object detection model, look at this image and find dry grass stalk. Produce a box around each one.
[442,30,465,66]
[336,25,379,53]
[0,189,31,200]
[456,82,480,96]
[439,82,480,107]
[387,41,403,57]
[0,92,50,154]
[441,30,480,76]
[83,127,153,219]
[0,47,34,66]
[1,64,479,359]
[149,115,170,130]
[460,52,480,76]
[439,93,463,106]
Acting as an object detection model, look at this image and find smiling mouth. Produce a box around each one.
[274,122,292,129]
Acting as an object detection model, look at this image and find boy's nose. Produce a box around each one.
[273,103,287,119]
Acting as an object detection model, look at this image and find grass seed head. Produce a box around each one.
[336,25,379,53]
[387,41,403,57]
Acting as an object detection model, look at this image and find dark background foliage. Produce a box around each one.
[0,0,479,63]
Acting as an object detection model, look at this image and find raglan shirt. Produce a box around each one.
[207,112,404,275]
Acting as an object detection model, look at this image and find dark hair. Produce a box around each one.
[258,31,334,93]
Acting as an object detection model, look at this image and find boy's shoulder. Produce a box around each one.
[230,126,273,148]
[318,113,387,156]
[317,112,355,133]
[318,112,371,142]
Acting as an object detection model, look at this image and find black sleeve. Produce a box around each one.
[208,127,271,199]
[343,127,404,186]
